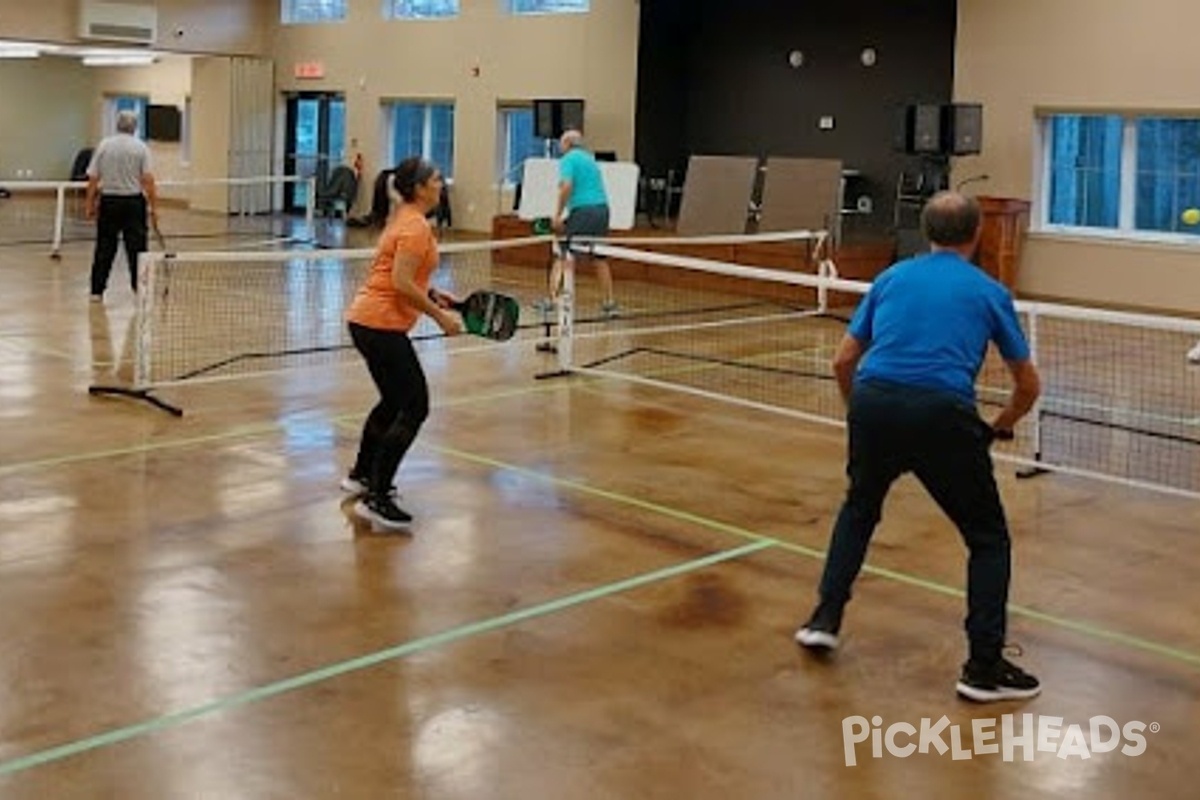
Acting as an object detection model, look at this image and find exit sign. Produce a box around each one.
[294,61,325,79]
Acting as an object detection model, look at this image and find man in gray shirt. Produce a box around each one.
[85,110,158,301]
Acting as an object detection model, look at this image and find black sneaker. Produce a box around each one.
[956,657,1041,702]
[794,600,843,651]
[353,494,413,532]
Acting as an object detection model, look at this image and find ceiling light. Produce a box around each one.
[0,43,40,58]
[82,54,156,66]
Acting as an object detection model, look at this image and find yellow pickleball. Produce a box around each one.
[1182,208,1200,226]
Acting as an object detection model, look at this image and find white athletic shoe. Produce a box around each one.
[1187,341,1200,364]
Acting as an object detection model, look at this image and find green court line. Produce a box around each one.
[0,421,284,477]
[0,380,575,477]
[424,442,1200,670]
[0,540,772,778]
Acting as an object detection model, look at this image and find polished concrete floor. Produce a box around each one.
[0,217,1197,798]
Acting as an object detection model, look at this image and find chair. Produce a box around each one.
[70,148,94,182]
[315,164,358,219]
[68,147,95,214]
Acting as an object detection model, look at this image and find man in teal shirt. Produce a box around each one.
[547,130,617,318]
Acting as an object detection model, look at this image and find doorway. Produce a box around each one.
[283,92,346,214]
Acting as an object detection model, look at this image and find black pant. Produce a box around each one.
[90,195,147,296]
[348,322,430,496]
[817,380,1011,664]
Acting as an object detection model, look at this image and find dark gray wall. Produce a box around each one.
[635,0,960,239]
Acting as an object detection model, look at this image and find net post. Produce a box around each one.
[305,177,316,231]
[558,251,575,372]
[50,183,66,260]
[536,241,574,380]
[1015,303,1047,479]
[86,250,183,416]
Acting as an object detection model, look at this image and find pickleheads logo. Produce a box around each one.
[842,714,1158,766]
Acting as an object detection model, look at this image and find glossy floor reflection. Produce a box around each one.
[0,231,1196,798]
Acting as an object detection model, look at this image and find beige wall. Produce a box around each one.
[190,57,233,212]
[270,0,640,232]
[955,0,1200,314]
[92,55,193,189]
[0,57,94,180]
[0,0,271,55]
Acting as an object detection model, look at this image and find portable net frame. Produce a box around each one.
[86,236,555,416]
[0,175,316,257]
[86,223,1200,501]
[543,236,1200,500]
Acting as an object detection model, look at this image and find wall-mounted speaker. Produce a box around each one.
[894,102,984,156]
[533,98,586,140]
[943,103,982,155]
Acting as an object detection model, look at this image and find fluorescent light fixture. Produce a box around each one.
[0,41,41,58]
[82,54,156,66]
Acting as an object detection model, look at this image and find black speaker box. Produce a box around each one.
[943,103,982,155]
[895,103,984,156]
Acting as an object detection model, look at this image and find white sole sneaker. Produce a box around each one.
[955,681,1042,703]
[352,499,412,533]
[340,476,368,494]
[794,627,839,651]
[1188,343,1200,364]
[341,477,399,498]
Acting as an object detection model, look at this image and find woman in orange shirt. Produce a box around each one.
[344,157,462,531]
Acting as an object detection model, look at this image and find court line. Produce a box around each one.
[5,376,1198,670]
[426,442,1200,670]
[0,380,576,477]
[0,540,772,778]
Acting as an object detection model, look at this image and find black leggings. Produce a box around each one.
[348,322,430,496]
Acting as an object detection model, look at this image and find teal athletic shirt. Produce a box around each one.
[559,148,608,211]
[847,251,1030,404]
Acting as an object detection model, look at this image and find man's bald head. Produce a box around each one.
[920,191,982,248]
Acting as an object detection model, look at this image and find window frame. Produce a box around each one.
[1035,109,1200,247]
[281,0,346,25]
[386,100,456,182]
[495,105,551,187]
[386,0,459,20]
[508,0,589,16]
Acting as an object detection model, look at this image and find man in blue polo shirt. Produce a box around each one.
[546,129,617,317]
[795,191,1043,703]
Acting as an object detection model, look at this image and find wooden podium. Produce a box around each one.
[975,196,1031,291]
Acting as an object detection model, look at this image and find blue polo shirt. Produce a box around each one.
[848,251,1030,404]
[559,148,608,210]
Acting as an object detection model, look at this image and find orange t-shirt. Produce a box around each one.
[346,207,438,332]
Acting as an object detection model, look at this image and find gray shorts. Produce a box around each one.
[560,203,609,258]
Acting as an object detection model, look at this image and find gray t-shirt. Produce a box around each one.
[87,133,152,196]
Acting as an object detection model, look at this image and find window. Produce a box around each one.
[282,0,345,24]
[1040,112,1200,239]
[497,107,548,184]
[509,0,588,15]
[389,0,458,18]
[389,102,455,180]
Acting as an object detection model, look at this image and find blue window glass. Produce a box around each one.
[391,0,458,18]
[282,0,345,24]
[510,0,588,14]
[1048,115,1122,228]
[1135,118,1200,234]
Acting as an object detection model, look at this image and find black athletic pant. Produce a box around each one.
[816,379,1011,665]
[348,322,430,497]
[90,194,147,296]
